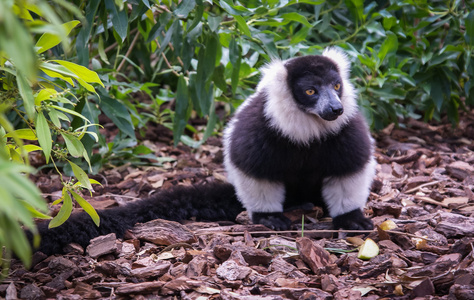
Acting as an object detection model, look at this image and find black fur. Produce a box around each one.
[285,55,345,121]
[33,183,243,255]
[229,91,372,210]
[332,209,373,230]
[252,212,291,230]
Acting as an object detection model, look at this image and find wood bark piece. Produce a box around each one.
[160,277,206,295]
[216,260,253,281]
[86,233,117,258]
[114,281,165,295]
[434,212,474,238]
[259,287,332,300]
[19,284,45,300]
[131,261,171,279]
[445,161,474,181]
[213,244,272,266]
[412,278,435,298]
[296,237,331,274]
[132,219,197,245]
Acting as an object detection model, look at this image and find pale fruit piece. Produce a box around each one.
[357,238,379,260]
[379,219,397,230]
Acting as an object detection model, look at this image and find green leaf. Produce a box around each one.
[466,11,474,47]
[98,35,110,65]
[49,189,73,228]
[219,0,250,16]
[280,13,312,28]
[35,112,52,163]
[35,20,80,53]
[51,60,104,87]
[173,75,191,146]
[345,0,365,24]
[20,145,43,153]
[0,1,37,82]
[5,128,37,140]
[97,91,136,138]
[50,105,90,123]
[70,190,100,227]
[68,160,92,190]
[21,201,50,219]
[377,32,398,65]
[234,15,251,37]
[174,0,196,18]
[195,33,219,115]
[61,133,85,158]
[430,74,450,112]
[105,0,128,42]
[47,109,62,128]
[76,0,101,66]
[208,15,222,32]
[229,37,242,95]
[1,217,32,267]
[16,72,35,120]
[35,88,58,105]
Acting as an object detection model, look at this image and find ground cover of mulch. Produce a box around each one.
[1,110,474,300]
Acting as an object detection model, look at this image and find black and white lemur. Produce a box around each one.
[33,47,376,255]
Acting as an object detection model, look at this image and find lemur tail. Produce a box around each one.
[34,182,242,255]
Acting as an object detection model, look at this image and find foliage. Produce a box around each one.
[70,0,474,142]
[0,0,102,268]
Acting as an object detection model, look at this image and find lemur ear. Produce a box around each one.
[322,47,351,80]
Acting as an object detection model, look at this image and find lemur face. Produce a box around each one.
[285,56,344,121]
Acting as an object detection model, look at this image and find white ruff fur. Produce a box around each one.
[261,47,357,144]
[322,155,376,217]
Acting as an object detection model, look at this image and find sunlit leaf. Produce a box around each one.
[5,128,37,140]
[70,190,99,226]
[35,111,52,163]
[51,60,104,87]
[35,20,80,53]
[68,160,92,190]
[48,189,73,228]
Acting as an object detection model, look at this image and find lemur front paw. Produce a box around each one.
[332,209,373,230]
[252,212,291,230]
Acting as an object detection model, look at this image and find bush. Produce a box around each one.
[0,0,102,269]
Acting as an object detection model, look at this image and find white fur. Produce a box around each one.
[322,155,376,217]
[261,47,358,145]
[323,47,352,80]
[224,155,286,214]
[222,99,286,215]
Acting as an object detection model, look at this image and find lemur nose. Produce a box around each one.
[332,107,343,116]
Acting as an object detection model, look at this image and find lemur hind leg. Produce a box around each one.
[322,156,376,230]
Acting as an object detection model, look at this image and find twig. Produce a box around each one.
[194,228,437,242]
[158,243,194,255]
[116,31,141,73]
[414,196,449,208]
[405,180,441,194]
[155,40,180,77]
[93,28,139,60]
[195,229,373,235]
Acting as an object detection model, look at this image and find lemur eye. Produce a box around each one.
[334,83,341,91]
[305,89,315,95]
